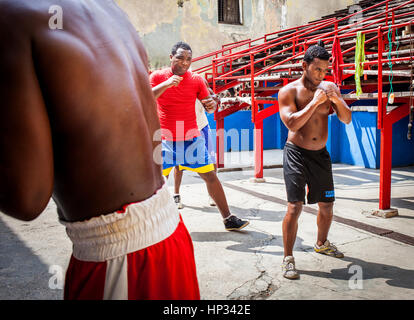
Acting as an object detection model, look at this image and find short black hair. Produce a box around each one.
[171,41,192,56]
[304,40,330,64]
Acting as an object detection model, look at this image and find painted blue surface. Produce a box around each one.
[326,115,341,163]
[334,112,381,168]
[206,110,414,169]
[392,115,414,167]
[207,111,254,152]
[206,81,413,168]
[206,111,286,152]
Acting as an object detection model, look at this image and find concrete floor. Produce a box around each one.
[0,150,413,300]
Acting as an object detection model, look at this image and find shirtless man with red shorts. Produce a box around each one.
[0,0,199,299]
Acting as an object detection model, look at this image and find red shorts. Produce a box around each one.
[61,183,200,300]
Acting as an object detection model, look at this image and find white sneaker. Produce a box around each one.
[314,240,344,258]
[282,256,299,280]
[173,194,183,209]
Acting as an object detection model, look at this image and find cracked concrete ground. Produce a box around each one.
[0,150,413,300]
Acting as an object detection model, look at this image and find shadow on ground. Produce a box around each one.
[183,205,286,223]
[0,216,62,300]
[190,229,313,257]
[299,256,414,290]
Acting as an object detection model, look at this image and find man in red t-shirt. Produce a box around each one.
[150,42,249,231]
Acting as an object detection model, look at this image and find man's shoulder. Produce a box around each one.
[0,0,47,40]
[188,71,203,82]
[190,71,201,78]
[0,1,36,56]
[279,80,299,97]
[0,0,44,24]
[0,0,24,26]
[149,68,170,80]
[0,0,25,13]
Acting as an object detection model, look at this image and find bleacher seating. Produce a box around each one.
[192,0,414,210]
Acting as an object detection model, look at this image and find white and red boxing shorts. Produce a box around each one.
[60,182,200,300]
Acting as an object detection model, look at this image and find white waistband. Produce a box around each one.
[60,183,180,262]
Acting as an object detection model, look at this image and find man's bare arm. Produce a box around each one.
[278,86,328,132]
[0,13,54,221]
[152,75,183,99]
[199,79,217,113]
[326,83,352,124]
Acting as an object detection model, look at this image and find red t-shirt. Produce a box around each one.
[150,68,210,141]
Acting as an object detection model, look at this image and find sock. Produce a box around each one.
[223,214,234,221]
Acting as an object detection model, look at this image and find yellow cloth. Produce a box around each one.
[355,32,366,99]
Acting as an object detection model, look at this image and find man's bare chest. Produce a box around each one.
[294,87,332,115]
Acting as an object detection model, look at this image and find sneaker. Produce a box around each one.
[173,194,183,209]
[282,256,300,280]
[314,240,344,258]
[223,215,249,231]
[209,196,216,206]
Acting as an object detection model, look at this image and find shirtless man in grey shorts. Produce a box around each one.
[278,41,352,279]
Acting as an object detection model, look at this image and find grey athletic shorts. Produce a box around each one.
[283,142,335,204]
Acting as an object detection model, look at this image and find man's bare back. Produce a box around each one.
[0,0,164,222]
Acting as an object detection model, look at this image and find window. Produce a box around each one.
[218,0,242,25]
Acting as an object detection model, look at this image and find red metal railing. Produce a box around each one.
[212,0,414,84]
[193,0,403,78]
[200,0,414,210]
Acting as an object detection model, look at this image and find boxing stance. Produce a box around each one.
[150,42,249,231]
[278,41,352,279]
[0,0,199,299]
[173,78,218,209]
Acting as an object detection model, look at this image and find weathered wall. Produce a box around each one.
[284,0,358,29]
[115,0,359,69]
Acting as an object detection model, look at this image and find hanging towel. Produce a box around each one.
[355,31,366,99]
[332,36,344,86]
